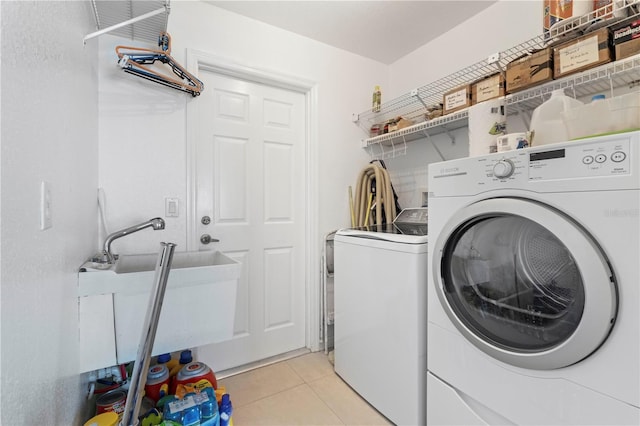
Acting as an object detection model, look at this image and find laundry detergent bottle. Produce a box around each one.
[529,88,583,146]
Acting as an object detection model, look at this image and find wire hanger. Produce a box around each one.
[115,32,204,97]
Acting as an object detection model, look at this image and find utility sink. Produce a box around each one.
[115,250,236,273]
[78,250,240,372]
[79,251,239,294]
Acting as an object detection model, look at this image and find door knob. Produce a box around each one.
[200,234,219,245]
[201,216,211,225]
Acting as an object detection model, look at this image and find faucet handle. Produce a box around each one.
[200,234,220,245]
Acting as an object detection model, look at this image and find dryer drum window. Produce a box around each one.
[441,214,586,352]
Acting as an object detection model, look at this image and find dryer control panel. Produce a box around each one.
[528,138,630,181]
[428,131,639,197]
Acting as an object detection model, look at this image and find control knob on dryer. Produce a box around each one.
[492,159,514,179]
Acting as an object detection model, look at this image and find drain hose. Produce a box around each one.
[353,162,397,227]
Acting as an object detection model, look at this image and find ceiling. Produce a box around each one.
[205,1,497,64]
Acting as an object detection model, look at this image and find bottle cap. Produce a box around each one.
[178,362,209,379]
[180,350,193,364]
[157,353,171,364]
[84,412,119,426]
[147,364,169,382]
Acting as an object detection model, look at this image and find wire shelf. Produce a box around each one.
[505,53,640,111]
[357,1,640,159]
[363,110,469,160]
[86,0,170,44]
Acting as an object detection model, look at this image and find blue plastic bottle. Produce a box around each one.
[162,387,219,426]
[219,394,233,426]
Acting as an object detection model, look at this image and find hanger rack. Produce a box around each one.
[116,32,204,97]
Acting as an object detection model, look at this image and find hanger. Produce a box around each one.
[115,32,204,97]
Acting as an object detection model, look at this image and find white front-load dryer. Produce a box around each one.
[427,131,640,425]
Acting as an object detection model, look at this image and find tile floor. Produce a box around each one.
[218,352,392,425]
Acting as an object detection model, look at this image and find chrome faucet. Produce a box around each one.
[96,217,166,264]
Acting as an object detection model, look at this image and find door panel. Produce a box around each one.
[264,142,294,222]
[264,247,294,329]
[215,136,248,223]
[192,69,306,372]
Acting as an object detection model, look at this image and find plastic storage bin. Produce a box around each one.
[609,90,640,133]
[530,89,583,146]
[563,91,640,140]
[563,94,613,140]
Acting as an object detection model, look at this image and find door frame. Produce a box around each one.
[185,49,320,352]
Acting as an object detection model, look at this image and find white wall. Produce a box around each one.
[389,0,542,97]
[0,1,548,423]
[0,2,99,424]
[384,0,542,208]
[98,0,389,256]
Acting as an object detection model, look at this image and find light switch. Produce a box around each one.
[165,197,179,217]
[40,181,52,230]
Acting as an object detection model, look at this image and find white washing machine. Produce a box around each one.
[427,131,640,425]
[334,208,428,426]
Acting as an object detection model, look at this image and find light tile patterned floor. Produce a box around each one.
[218,352,392,425]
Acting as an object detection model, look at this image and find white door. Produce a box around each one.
[191,69,307,372]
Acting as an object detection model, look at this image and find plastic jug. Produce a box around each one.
[157,352,179,372]
[563,93,613,140]
[170,361,218,395]
[169,349,193,378]
[530,89,583,146]
[145,363,170,402]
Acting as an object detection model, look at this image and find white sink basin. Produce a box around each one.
[77,250,240,369]
[79,250,240,296]
[115,250,237,273]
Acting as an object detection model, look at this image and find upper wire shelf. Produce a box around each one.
[85,0,170,44]
[355,0,640,158]
[365,53,640,160]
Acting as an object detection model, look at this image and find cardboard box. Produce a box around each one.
[506,47,553,93]
[442,85,472,115]
[553,28,612,79]
[425,104,443,121]
[593,0,614,20]
[472,73,506,104]
[386,117,413,132]
[543,0,575,40]
[612,18,640,61]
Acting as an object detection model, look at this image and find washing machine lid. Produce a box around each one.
[432,197,617,370]
[337,208,428,244]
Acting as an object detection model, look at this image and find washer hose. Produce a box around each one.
[353,162,397,227]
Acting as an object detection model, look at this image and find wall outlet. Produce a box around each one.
[40,181,52,230]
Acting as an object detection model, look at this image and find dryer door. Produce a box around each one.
[432,197,617,370]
